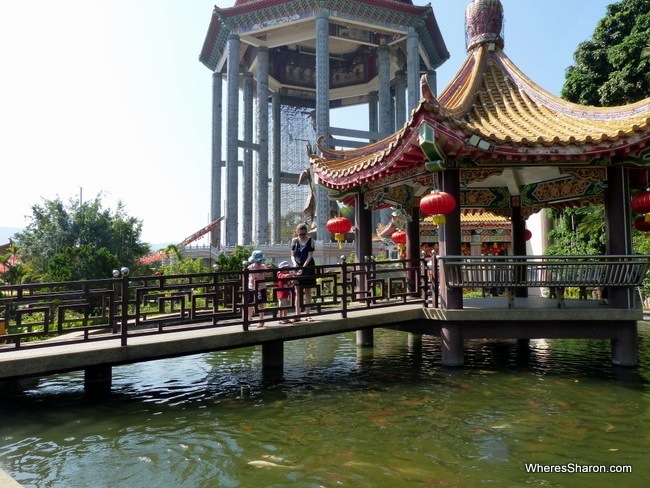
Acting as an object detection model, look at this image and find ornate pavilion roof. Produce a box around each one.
[311,0,650,216]
[200,0,448,74]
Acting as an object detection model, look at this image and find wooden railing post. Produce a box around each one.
[120,269,130,347]
[111,275,120,335]
[340,257,348,319]
[420,252,429,307]
[242,267,250,331]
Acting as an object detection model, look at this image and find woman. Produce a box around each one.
[291,223,316,321]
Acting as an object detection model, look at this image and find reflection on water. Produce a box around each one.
[1,323,649,487]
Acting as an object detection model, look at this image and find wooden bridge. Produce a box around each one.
[1,255,648,394]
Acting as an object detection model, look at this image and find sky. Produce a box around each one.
[0,0,614,247]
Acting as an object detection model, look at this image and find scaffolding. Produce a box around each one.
[277,105,316,238]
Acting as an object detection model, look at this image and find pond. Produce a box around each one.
[1,322,649,487]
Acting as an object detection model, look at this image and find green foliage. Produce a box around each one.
[159,256,210,276]
[277,211,308,243]
[339,205,355,223]
[546,207,607,255]
[213,246,254,273]
[0,242,27,285]
[633,232,650,297]
[14,194,150,281]
[46,245,120,282]
[561,0,650,106]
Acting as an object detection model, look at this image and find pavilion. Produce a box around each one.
[311,0,650,310]
[309,0,650,365]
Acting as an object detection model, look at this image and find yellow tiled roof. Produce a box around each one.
[311,42,650,189]
[437,45,650,147]
[423,210,509,226]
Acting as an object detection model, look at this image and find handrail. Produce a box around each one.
[439,255,650,287]
[0,258,429,352]
[438,254,650,308]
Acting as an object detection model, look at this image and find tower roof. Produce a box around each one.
[199,0,449,75]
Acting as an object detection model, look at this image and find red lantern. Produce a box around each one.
[634,217,650,233]
[391,230,407,245]
[420,190,456,217]
[524,229,532,241]
[326,216,352,249]
[391,230,407,254]
[632,189,650,222]
[632,189,650,213]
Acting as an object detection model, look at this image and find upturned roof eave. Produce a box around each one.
[199,0,449,71]
[313,39,650,190]
[313,99,650,191]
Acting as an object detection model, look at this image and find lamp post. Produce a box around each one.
[112,267,130,346]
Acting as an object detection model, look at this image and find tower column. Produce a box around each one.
[242,71,254,245]
[210,72,223,248]
[255,47,270,245]
[378,44,391,136]
[426,69,438,96]
[368,91,378,138]
[271,92,282,244]
[368,91,380,232]
[315,10,331,240]
[406,30,420,112]
[225,33,241,245]
[378,44,393,226]
[395,70,406,128]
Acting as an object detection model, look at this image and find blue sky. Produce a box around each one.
[0,0,612,246]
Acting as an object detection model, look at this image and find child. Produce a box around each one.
[276,261,294,324]
[246,250,268,328]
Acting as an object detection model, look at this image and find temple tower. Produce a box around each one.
[200,0,449,246]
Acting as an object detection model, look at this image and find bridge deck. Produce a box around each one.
[0,298,641,381]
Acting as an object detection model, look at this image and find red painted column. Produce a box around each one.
[355,192,374,347]
[604,167,634,309]
[439,169,463,309]
[355,193,373,263]
[406,203,420,261]
[511,198,528,298]
[439,169,463,366]
[406,203,421,292]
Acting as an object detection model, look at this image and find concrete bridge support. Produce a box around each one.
[440,322,464,367]
[611,321,638,366]
[262,341,284,370]
[84,365,112,397]
[356,330,374,348]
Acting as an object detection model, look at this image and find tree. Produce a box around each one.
[278,211,307,243]
[643,41,650,83]
[545,208,607,256]
[14,194,150,281]
[561,0,650,106]
[0,242,27,285]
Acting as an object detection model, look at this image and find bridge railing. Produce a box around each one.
[0,258,429,351]
[438,255,650,308]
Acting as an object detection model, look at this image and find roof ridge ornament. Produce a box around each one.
[465,0,505,52]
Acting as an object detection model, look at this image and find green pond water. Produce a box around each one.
[1,322,649,487]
